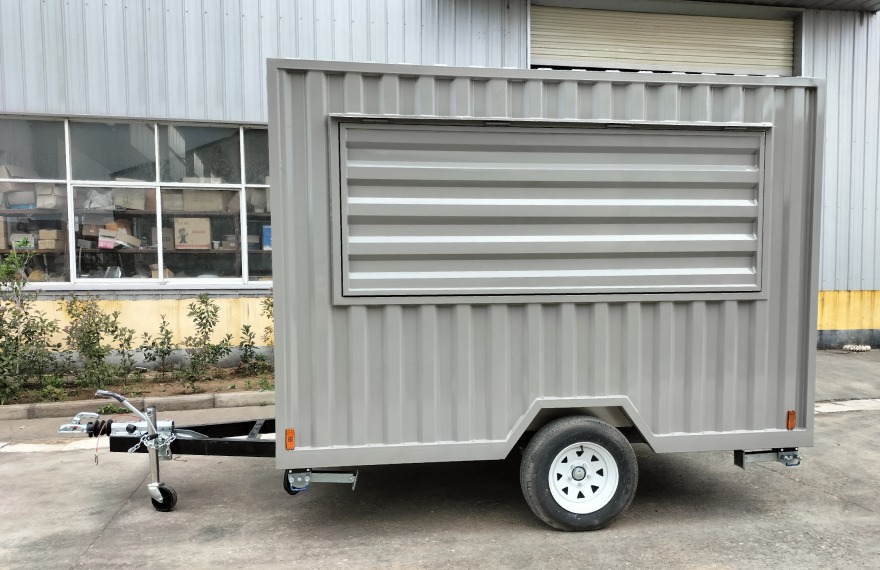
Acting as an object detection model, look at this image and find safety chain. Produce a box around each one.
[127,431,177,453]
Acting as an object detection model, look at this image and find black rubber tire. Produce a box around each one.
[520,416,638,531]
[150,485,178,512]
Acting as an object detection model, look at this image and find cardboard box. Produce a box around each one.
[0,164,39,192]
[182,176,223,184]
[82,213,114,226]
[150,263,174,279]
[81,225,102,237]
[9,232,37,249]
[162,191,184,211]
[262,225,272,251]
[145,191,157,211]
[183,190,225,212]
[106,220,132,235]
[151,227,174,249]
[36,195,64,209]
[173,218,211,249]
[5,189,36,208]
[115,233,141,248]
[36,183,64,196]
[39,229,63,240]
[98,229,117,249]
[113,188,146,211]
[37,239,64,251]
[151,268,174,279]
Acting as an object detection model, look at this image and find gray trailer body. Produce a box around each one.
[268,60,822,470]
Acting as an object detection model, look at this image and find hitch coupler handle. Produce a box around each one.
[95,390,125,402]
[95,390,153,427]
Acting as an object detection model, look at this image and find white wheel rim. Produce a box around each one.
[548,442,619,514]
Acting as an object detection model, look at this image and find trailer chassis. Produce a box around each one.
[58,390,356,511]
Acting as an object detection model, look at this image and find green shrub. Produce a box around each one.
[181,294,232,391]
[261,295,274,346]
[239,324,269,375]
[0,241,63,404]
[140,315,177,380]
[59,296,123,388]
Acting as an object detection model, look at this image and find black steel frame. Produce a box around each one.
[108,419,276,458]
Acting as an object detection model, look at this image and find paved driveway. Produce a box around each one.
[1,350,878,569]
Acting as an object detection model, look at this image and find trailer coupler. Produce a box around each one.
[284,469,358,495]
[734,448,801,469]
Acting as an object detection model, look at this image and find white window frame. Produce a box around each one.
[0,115,273,292]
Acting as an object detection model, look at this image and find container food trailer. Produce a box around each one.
[64,60,822,531]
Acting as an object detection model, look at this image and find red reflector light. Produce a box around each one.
[285,428,296,450]
[786,410,796,430]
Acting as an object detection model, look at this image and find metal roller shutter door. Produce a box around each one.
[530,6,794,76]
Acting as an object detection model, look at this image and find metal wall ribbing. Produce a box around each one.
[803,9,880,292]
[270,62,821,467]
[0,1,876,298]
[0,0,527,123]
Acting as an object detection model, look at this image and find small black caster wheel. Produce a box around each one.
[151,485,178,512]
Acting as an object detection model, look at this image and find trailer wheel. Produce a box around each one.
[520,416,637,531]
[151,485,177,512]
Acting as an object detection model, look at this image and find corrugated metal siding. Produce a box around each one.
[530,6,795,75]
[802,10,880,291]
[338,123,764,296]
[0,0,527,123]
[704,0,880,11]
[270,62,820,468]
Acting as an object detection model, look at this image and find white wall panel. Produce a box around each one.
[0,0,526,123]
[803,9,880,290]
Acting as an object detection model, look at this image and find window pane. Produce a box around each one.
[159,125,240,184]
[161,187,242,278]
[0,118,65,179]
[70,122,156,181]
[2,183,69,282]
[73,186,158,278]
[244,129,269,184]
[244,188,272,280]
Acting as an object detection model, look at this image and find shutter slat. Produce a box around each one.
[530,6,794,76]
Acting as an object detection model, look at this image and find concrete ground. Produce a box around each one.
[0,350,878,569]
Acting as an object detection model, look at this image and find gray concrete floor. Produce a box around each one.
[1,350,878,569]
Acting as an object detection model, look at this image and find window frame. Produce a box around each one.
[0,114,272,292]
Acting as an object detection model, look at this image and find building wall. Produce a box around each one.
[0,0,527,123]
[802,9,880,344]
[32,297,272,346]
[1,0,878,345]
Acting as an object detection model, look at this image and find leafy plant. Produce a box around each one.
[258,375,273,392]
[140,315,177,380]
[112,322,137,381]
[0,240,63,404]
[39,375,66,402]
[96,403,128,415]
[239,324,269,375]
[59,296,123,388]
[261,295,274,346]
[181,294,232,391]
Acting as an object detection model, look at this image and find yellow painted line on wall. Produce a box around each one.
[33,298,273,345]
[818,290,880,331]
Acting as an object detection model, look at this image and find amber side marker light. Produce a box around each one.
[786,410,796,430]
[285,428,296,450]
